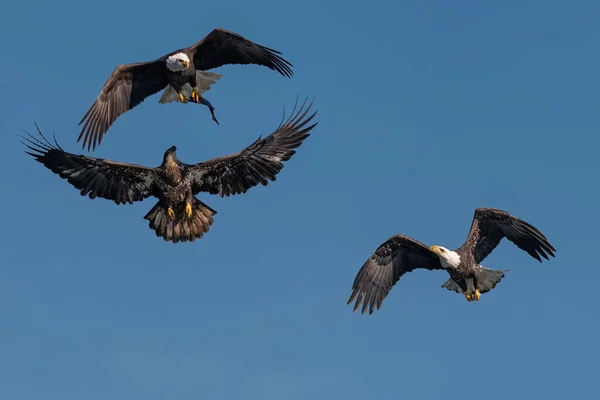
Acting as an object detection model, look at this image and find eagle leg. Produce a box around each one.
[191,87,200,103]
[168,207,175,220]
[464,290,481,302]
[185,202,192,218]
[178,92,187,104]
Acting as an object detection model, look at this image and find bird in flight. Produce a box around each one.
[24,99,317,243]
[347,207,556,314]
[78,28,294,151]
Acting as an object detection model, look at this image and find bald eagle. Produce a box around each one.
[347,208,556,314]
[23,99,317,243]
[78,28,294,151]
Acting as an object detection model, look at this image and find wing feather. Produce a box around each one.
[461,207,556,263]
[189,28,293,77]
[23,124,158,205]
[77,61,168,151]
[187,97,317,196]
[347,235,444,314]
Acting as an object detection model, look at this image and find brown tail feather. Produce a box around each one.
[144,197,217,243]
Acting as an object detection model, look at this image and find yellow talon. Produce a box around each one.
[465,290,481,302]
[191,88,200,102]
[185,202,192,218]
[178,92,187,103]
[168,207,175,220]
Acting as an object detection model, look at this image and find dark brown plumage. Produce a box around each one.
[78,28,294,151]
[190,28,293,76]
[347,235,444,315]
[459,208,556,263]
[24,98,317,243]
[348,208,556,313]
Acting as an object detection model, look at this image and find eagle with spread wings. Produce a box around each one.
[78,28,294,150]
[347,207,556,314]
[24,99,317,243]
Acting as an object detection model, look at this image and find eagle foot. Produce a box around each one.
[465,290,481,302]
[168,207,175,220]
[185,202,192,218]
[178,92,187,103]
[191,88,200,103]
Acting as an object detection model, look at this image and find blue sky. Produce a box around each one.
[1,0,599,398]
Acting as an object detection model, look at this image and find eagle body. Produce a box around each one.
[163,56,196,91]
[433,247,506,300]
[25,99,318,243]
[161,150,184,185]
[347,207,556,314]
[78,28,294,151]
[156,151,193,209]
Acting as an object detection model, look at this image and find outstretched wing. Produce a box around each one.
[23,124,159,205]
[78,60,168,151]
[186,98,317,196]
[348,235,444,314]
[188,28,293,77]
[461,207,556,264]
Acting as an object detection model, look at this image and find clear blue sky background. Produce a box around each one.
[1,0,599,398]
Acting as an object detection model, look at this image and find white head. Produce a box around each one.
[429,245,461,269]
[166,52,190,72]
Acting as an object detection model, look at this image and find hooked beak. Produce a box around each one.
[181,60,189,68]
[429,245,442,255]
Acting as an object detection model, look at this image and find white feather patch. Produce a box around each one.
[195,71,223,92]
[437,248,461,269]
[165,52,190,72]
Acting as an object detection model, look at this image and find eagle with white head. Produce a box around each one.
[347,207,556,314]
[78,28,294,151]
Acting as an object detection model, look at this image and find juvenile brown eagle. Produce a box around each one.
[24,100,317,243]
[347,208,556,314]
[78,27,294,150]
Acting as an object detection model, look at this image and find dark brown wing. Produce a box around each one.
[460,207,556,264]
[186,98,317,196]
[348,235,444,315]
[23,124,158,205]
[78,61,168,151]
[188,28,293,77]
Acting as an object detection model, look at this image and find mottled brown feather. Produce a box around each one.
[186,98,317,197]
[460,207,556,263]
[23,125,158,205]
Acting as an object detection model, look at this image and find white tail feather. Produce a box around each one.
[158,85,183,104]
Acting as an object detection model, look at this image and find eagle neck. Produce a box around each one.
[164,159,183,185]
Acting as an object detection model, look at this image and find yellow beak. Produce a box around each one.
[181,60,189,68]
[429,245,441,255]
